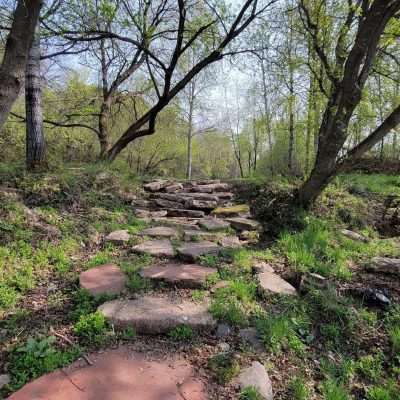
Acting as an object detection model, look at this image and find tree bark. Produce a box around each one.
[186,82,195,180]
[0,0,42,132]
[25,24,46,170]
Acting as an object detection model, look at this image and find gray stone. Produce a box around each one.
[105,230,130,244]
[341,229,369,243]
[132,199,151,208]
[238,361,273,400]
[300,272,329,292]
[185,198,218,210]
[179,192,220,201]
[252,261,274,274]
[140,263,217,288]
[217,342,231,352]
[198,218,230,231]
[239,328,264,351]
[210,280,230,292]
[192,183,230,193]
[154,198,184,209]
[0,374,10,390]
[177,241,221,261]
[367,257,400,276]
[140,226,179,238]
[226,217,261,231]
[133,239,175,257]
[98,296,216,333]
[184,230,216,241]
[220,236,242,248]
[151,217,201,230]
[166,209,205,218]
[216,323,232,338]
[79,264,127,296]
[258,271,297,296]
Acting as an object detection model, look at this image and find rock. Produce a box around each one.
[341,229,369,243]
[367,257,400,276]
[143,180,170,192]
[166,209,206,218]
[148,210,169,218]
[185,198,218,210]
[155,198,184,209]
[46,282,58,294]
[105,230,130,244]
[212,204,249,217]
[252,261,274,274]
[8,349,207,400]
[177,241,222,261]
[217,342,231,352]
[300,272,329,292]
[140,263,217,288]
[238,361,273,400]
[0,374,10,390]
[192,183,230,193]
[257,272,297,296]
[350,287,391,308]
[226,217,261,231]
[216,323,232,338]
[211,281,229,292]
[98,296,216,333]
[220,236,242,248]
[179,192,220,201]
[0,187,22,201]
[152,217,201,230]
[140,226,179,239]
[195,179,221,185]
[151,193,187,203]
[198,218,230,231]
[215,192,234,200]
[184,230,216,241]
[165,183,184,193]
[133,239,175,257]
[239,328,264,351]
[79,264,127,296]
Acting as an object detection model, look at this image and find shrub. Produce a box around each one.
[168,325,194,342]
[239,386,263,400]
[208,353,240,384]
[73,311,108,344]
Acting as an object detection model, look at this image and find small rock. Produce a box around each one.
[198,218,230,231]
[252,261,274,274]
[257,272,297,296]
[216,323,232,338]
[0,374,10,390]
[226,217,261,231]
[239,328,264,351]
[211,281,229,292]
[46,283,58,294]
[367,257,400,276]
[185,198,218,210]
[217,342,231,352]
[220,236,242,248]
[238,361,273,400]
[105,230,130,244]
[165,183,184,193]
[133,239,175,257]
[361,288,391,308]
[341,229,369,243]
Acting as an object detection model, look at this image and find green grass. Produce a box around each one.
[73,311,108,345]
[289,376,310,400]
[208,352,240,384]
[168,325,194,342]
[339,173,400,196]
[239,386,263,400]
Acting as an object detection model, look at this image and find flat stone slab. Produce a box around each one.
[79,264,127,296]
[367,257,400,276]
[143,180,170,192]
[104,229,130,244]
[212,204,249,217]
[177,241,222,260]
[140,263,217,288]
[238,361,273,400]
[258,271,297,296]
[220,236,242,248]
[133,239,175,257]
[140,226,179,238]
[341,229,369,242]
[98,296,216,333]
[8,348,207,400]
[166,209,205,218]
[226,217,261,231]
[184,230,217,241]
[198,218,230,231]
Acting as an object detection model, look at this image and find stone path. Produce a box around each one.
[8,348,206,400]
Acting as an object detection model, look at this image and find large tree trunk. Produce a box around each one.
[25,24,45,170]
[186,86,194,180]
[0,0,42,132]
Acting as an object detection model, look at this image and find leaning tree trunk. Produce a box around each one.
[0,0,42,132]
[25,25,45,170]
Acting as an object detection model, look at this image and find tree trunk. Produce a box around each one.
[25,24,45,170]
[0,0,42,132]
[186,89,194,180]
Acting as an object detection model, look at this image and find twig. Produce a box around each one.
[52,331,94,366]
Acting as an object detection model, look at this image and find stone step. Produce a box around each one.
[177,241,222,261]
[211,204,250,217]
[184,230,217,241]
[133,239,175,257]
[79,264,127,296]
[226,217,261,231]
[257,271,297,296]
[104,230,130,244]
[139,226,179,239]
[98,296,216,334]
[140,262,217,288]
[151,217,202,230]
[189,183,231,193]
[198,218,230,231]
[165,209,205,218]
[185,198,218,210]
